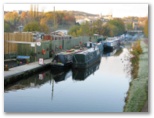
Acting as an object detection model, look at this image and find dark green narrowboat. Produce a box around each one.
[51,49,81,69]
[72,47,101,68]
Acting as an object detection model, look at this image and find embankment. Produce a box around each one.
[124,39,148,112]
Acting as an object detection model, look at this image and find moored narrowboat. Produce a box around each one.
[72,47,101,69]
[96,42,104,53]
[103,37,120,52]
[51,49,81,69]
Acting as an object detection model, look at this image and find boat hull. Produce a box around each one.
[73,55,101,69]
[103,45,114,52]
[50,62,72,70]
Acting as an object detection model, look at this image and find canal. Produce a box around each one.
[4,47,132,112]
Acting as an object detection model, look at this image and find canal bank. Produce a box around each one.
[124,39,148,112]
[4,59,51,86]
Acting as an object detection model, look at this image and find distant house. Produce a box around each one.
[32,32,45,41]
[76,17,97,25]
[99,12,113,20]
[101,18,110,25]
[132,21,138,30]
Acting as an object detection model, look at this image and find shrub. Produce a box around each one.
[130,40,142,79]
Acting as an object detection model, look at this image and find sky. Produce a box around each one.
[4,3,148,18]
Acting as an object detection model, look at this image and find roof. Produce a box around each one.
[57,49,81,55]
[17,55,30,59]
[76,47,99,55]
[105,37,120,43]
[51,30,68,36]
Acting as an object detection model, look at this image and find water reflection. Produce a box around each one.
[5,69,72,91]
[103,47,123,57]
[51,69,71,83]
[5,70,51,92]
[4,47,132,112]
[72,62,100,81]
[103,49,117,57]
[4,47,126,93]
[122,52,132,78]
[50,69,72,100]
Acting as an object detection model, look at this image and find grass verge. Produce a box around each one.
[124,40,148,112]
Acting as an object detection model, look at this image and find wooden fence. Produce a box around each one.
[4,32,33,55]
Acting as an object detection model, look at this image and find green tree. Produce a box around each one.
[43,11,75,31]
[40,24,49,33]
[102,24,111,36]
[92,20,103,35]
[4,11,20,32]
[4,21,11,32]
[68,18,125,37]
[68,25,80,37]
[144,18,148,37]
[23,21,40,32]
[108,24,118,37]
[80,22,91,36]
[107,18,125,36]
[20,11,28,25]
[126,23,133,30]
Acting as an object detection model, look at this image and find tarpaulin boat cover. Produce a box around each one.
[17,55,30,59]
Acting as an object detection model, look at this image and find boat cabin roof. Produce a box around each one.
[76,47,99,55]
[105,37,120,43]
[57,49,81,55]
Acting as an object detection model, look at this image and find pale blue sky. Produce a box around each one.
[4,3,148,18]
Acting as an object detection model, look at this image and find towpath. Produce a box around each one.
[4,59,51,80]
[141,38,148,112]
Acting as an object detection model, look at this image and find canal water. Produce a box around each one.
[4,47,132,112]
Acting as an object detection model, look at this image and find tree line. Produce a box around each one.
[4,11,76,33]
[68,18,125,37]
[4,10,148,38]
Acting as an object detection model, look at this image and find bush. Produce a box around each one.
[130,40,143,79]
[24,21,40,32]
[130,41,143,57]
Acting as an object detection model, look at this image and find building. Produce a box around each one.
[51,30,68,36]
[132,21,138,30]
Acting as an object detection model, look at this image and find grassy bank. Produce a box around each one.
[124,40,148,112]
[130,40,143,79]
